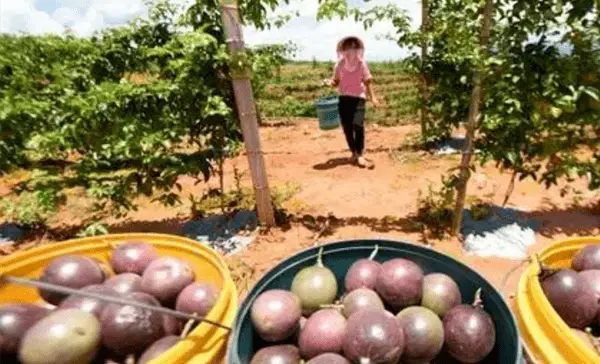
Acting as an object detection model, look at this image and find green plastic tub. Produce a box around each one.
[227,239,523,364]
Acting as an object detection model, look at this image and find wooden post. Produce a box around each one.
[220,1,276,227]
[420,0,430,139]
[451,0,494,237]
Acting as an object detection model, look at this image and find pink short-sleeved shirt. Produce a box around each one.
[334,59,372,99]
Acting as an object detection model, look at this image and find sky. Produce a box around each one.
[0,0,421,61]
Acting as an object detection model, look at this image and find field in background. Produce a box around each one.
[259,61,420,126]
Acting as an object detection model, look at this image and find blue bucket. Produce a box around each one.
[314,96,340,130]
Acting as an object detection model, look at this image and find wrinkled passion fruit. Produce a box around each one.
[99,292,165,355]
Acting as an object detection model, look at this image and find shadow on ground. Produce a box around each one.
[313,157,354,170]
[108,217,188,235]
[278,213,431,242]
[525,201,600,238]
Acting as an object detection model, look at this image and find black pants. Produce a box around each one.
[338,96,366,156]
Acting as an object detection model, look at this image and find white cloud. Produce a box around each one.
[71,8,105,37]
[89,0,145,23]
[52,7,78,26]
[0,0,64,34]
[0,0,421,60]
[1,0,145,36]
[245,0,421,61]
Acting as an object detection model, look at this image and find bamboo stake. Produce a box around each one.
[0,275,231,331]
[451,0,495,237]
[220,1,276,227]
[420,0,430,139]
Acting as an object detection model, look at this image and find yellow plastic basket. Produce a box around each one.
[515,236,600,364]
[0,233,238,364]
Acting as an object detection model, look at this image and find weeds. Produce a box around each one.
[0,190,64,229]
[467,196,492,221]
[76,220,109,238]
[190,178,301,222]
[415,174,458,239]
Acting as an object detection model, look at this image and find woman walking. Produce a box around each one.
[325,36,379,168]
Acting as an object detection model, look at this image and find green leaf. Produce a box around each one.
[550,106,563,118]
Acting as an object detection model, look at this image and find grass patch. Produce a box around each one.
[190,181,302,218]
[260,62,420,127]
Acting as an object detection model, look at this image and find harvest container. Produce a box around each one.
[227,239,523,363]
[0,233,237,364]
[515,236,600,364]
[314,95,341,130]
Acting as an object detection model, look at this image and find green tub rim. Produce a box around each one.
[227,238,524,364]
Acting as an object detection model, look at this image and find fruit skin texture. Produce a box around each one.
[175,282,221,317]
[578,269,600,299]
[250,345,301,364]
[140,256,195,305]
[90,258,115,280]
[57,284,120,318]
[344,259,382,292]
[291,265,338,315]
[137,336,180,364]
[396,306,444,364]
[540,269,598,329]
[307,353,351,364]
[39,255,106,305]
[342,308,405,364]
[162,313,182,336]
[572,244,600,271]
[375,258,424,312]
[109,242,158,275]
[443,304,496,363]
[18,309,101,364]
[299,309,347,359]
[421,273,462,317]
[251,289,302,342]
[0,304,50,354]
[103,273,143,295]
[99,292,165,355]
[341,288,385,319]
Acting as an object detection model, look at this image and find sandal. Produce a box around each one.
[357,156,374,169]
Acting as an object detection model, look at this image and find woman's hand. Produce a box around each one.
[370,98,381,108]
[321,78,335,87]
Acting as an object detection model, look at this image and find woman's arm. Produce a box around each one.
[363,62,379,106]
[365,79,379,106]
[323,63,341,87]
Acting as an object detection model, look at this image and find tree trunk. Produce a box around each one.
[220,1,276,227]
[451,0,495,237]
[420,0,430,139]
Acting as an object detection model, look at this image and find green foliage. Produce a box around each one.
[415,174,458,238]
[249,42,298,98]
[0,0,297,223]
[356,0,600,195]
[190,180,300,218]
[1,189,64,228]
[76,221,109,238]
[260,62,419,124]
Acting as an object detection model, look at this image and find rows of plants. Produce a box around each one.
[312,0,600,236]
[0,0,296,231]
[259,62,419,125]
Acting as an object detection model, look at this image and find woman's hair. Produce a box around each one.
[337,36,365,52]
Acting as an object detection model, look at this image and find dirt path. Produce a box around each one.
[226,121,599,299]
[2,120,599,301]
